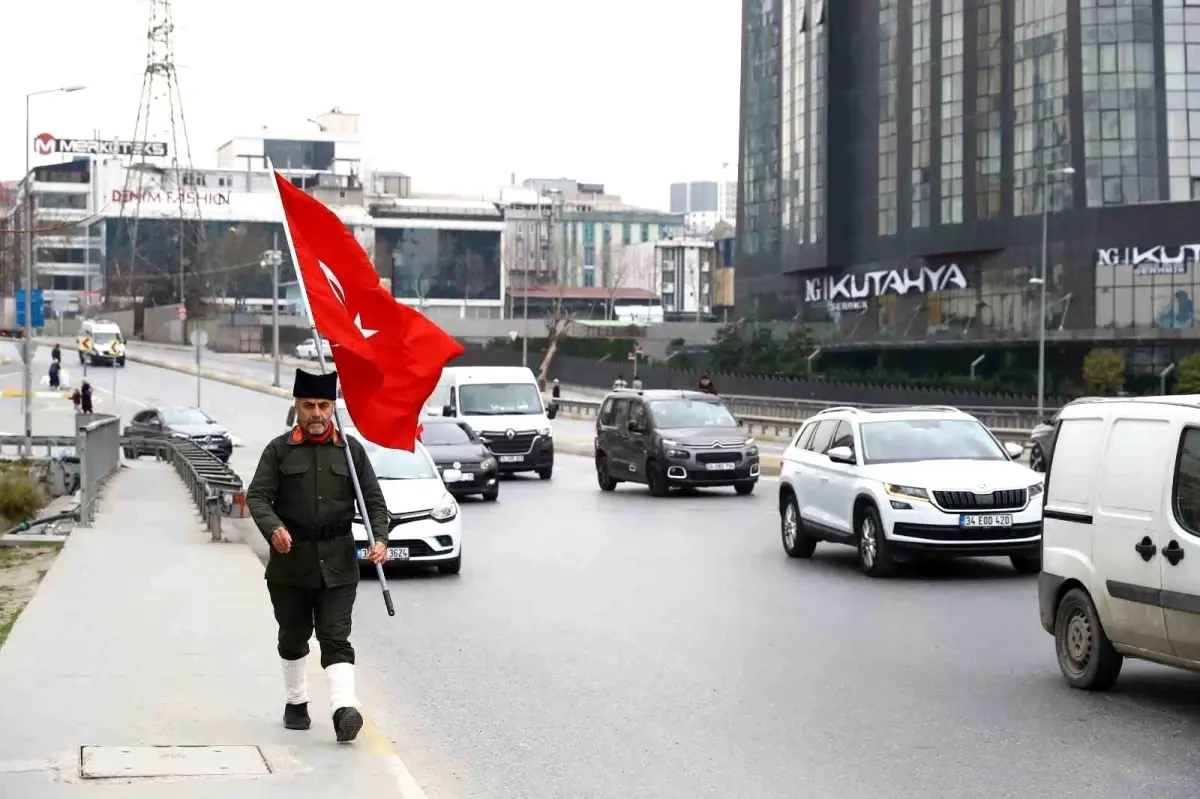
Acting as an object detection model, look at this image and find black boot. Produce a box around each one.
[332,706,363,742]
[283,702,311,730]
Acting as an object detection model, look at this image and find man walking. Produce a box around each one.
[246,368,390,742]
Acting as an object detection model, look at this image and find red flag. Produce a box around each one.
[274,172,464,450]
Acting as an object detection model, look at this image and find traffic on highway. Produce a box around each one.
[11,340,1200,798]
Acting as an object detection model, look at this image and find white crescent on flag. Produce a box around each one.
[317,260,378,340]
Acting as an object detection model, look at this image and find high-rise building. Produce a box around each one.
[737,0,1200,378]
[670,179,738,234]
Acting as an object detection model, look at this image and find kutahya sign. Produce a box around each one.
[803,264,969,311]
[1095,244,1199,276]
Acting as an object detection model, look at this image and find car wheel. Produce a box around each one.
[482,485,499,502]
[1054,587,1123,690]
[1010,553,1041,574]
[596,454,618,492]
[1029,444,1047,473]
[857,504,895,577]
[437,553,462,575]
[537,466,553,480]
[646,459,670,497]
[780,493,816,558]
[735,481,756,496]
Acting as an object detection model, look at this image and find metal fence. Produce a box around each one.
[77,414,122,526]
[150,437,247,542]
[452,345,1071,410]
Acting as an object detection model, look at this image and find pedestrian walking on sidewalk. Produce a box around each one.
[48,360,60,389]
[246,368,389,743]
[80,380,93,413]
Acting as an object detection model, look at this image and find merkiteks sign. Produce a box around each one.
[32,133,168,158]
[1095,244,1198,276]
[804,264,969,306]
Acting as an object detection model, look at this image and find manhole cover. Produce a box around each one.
[80,746,270,779]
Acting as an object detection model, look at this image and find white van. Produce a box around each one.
[76,319,126,367]
[428,366,559,480]
[1041,395,1200,690]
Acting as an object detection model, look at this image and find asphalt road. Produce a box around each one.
[7,349,1200,798]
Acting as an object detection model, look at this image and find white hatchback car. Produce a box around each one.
[350,433,463,575]
[778,406,1044,577]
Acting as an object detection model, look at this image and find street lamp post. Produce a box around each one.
[261,240,283,387]
[23,85,85,455]
[1033,164,1075,422]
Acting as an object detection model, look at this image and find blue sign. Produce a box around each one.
[15,289,45,328]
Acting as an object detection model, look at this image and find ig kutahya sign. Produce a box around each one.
[1095,244,1199,277]
[804,264,969,311]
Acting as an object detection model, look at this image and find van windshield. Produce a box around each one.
[459,383,543,416]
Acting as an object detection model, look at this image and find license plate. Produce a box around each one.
[960,514,1013,528]
[705,462,736,471]
[357,547,410,560]
[499,455,523,463]
[458,472,474,481]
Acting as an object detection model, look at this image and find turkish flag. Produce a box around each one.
[274,172,464,450]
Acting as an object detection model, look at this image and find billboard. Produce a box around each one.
[32,133,168,158]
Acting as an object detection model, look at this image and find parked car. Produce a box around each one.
[593,388,759,496]
[1041,396,1200,690]
[348,431,462,575]
[1027,397,1103,472]
[122,406,233,462]
[419,417,499,501]
[778,405,1043,577]
[294,338,332,360]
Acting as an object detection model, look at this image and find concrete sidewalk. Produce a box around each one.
[0,460,422,798]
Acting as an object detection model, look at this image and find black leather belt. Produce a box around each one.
[284,521,351,541]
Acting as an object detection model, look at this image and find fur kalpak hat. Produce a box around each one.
[292,369,338,400]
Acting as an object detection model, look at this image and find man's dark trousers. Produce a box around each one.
[268,581,357,668]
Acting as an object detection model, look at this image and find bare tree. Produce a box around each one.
[601,244,638,320]
[537,284,574,389]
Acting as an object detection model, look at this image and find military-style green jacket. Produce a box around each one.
[246,426,390,587]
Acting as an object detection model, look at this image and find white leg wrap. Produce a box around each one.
[325,662,360,710]
[282,657,308,704]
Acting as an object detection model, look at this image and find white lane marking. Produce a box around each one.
[93,384,149,409]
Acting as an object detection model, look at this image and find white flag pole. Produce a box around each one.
[266,158,395,617]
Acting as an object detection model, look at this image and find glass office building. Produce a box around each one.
[737,0,1200,375]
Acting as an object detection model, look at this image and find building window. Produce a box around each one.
[583,265,596,288]
[1013,2,1072,216]
[1163,0,1200,201]
[781,1,809,250]
[622,223,630,245]
[808,6,825,243]
[911,0,933,228]
[1095,255,1200,331]
[878,0,900,235]
[939,0,965,224]
[975,0,1003,220]
[738,0,782,258]
[1083,0,1159,207]
[34,192,87,210]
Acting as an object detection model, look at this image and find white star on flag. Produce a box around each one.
[318,260,377,340]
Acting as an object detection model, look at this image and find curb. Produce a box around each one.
[0,389,73,399]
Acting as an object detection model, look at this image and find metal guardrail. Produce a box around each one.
[145,437,247,542]
[77,415,121,525]
[552,398,1035,446]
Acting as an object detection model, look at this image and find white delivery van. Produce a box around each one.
[428,366,559,480]
[76,319,126,367]
[1041,395,1200,690]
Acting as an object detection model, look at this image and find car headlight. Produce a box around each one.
[481,457,496,469]
[431,493,459,523]
[1028,482,1044,498]
[538,427,552,438]
[661,438,679,447]
[884,483,930,502]
[744,437,755,446]
[665,448,689,458]
[747,446,759,456]
[171,432,189,439]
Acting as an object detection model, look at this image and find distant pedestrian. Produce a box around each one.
[70,388,82,413]
[80,381,93,414]
[551,379,561,399]
[50,344,61,364]
[697,374,718,395]
[245,369,389,743]
[48,360,60,389]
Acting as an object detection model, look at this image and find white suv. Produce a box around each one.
[777,406,1045,577]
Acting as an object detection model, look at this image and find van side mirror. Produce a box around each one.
[546,402,559,420]
[442,404,455,417]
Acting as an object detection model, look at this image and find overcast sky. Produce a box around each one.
[1,0,739,210]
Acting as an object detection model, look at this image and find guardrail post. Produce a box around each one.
[205,494,222,542]
[76,423,92,526]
